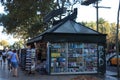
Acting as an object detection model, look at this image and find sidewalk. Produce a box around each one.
[0,63,119,80]
[104,71,118,80]
[71,71,118,80]
[0,64,76,80]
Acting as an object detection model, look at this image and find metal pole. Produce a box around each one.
[96,1,99,31]
[95,2,111,32]
[116,0,120,78]
[96,1,100,75]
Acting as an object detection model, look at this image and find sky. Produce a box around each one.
[76,0,119,23]
[0,0,119,45]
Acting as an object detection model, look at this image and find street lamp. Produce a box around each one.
[93,1,111,32]
[81,0,98,5]
[81,0,110,31]
[116,0,120,78]
[81,0,99,31]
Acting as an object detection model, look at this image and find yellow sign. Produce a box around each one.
[51,53,60,57]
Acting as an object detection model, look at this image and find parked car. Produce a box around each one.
[107,54,120,66]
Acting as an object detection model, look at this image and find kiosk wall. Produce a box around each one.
[48,42,101,74]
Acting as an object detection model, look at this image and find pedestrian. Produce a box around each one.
[6,49,13,71]
[10,49,19,77]
[2,50,7,64]
[0,54,2,65]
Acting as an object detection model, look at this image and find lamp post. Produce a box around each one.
[81,0,110,31]
[116,0,120,78]
[96,1,99,32]
[94,1,111,32]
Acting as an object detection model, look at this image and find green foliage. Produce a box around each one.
[12,40,24,49]
[0,0,54,40]
[81,18,118,51]
[81,21,96,30]
[0,40,9,47]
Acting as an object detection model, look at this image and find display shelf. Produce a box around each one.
[19,49,26,70]
[50,42,98,74]
[50,43,67,73]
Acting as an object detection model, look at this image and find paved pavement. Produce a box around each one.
[0,63,77,80]
[105,71,118,80]
[0,63,119,80]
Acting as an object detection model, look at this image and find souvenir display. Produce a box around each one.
[25,48,36,72]
[31,49,36,71]
[25,49,32,71]
[51,43,67,73]
[51,42,97,74]
[19,49,26,70]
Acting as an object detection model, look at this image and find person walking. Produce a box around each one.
[7,49,13,71]
[0,54,2,65]
[2,50,7,64]
[10,49,19,77]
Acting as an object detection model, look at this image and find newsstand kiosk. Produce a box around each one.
[27,19,106,75]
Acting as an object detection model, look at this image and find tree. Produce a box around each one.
[80,18,118,51]
[0,39,9,47]
[0,0,55,40]
[98,18,106,33]
[81,21,96,30]
[11,40,24,49]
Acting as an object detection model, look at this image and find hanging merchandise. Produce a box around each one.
[25,49,32,72]
[31,49,36,71]
[50,42,98,74]
[25,48,36,74]
[19,49,26,70]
